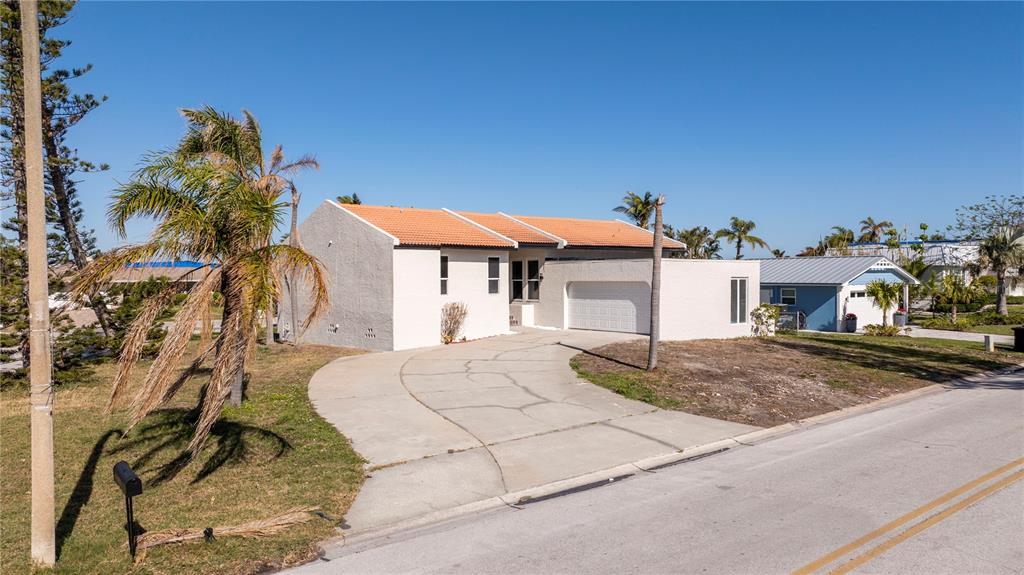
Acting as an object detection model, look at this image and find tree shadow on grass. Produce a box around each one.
[56,429,123,559]
[106,409,292,486]
[558,342,646,370]
[773,336,1016,383]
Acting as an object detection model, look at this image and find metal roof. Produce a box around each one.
[759,256,918,285]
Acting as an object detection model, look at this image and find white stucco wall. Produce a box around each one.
[392,248,511,350]
[279,201,396,350]
[392,248,442,351]
[659,260,761,340]
[441,249,511,342]
[535,258,760,340]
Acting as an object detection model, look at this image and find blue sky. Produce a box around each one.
[51,1,1023,257]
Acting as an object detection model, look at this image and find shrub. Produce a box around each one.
[863,324,903,337]
[750,303,780,337]
[441,302,469,344]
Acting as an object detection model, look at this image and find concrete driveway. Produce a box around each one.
[310,329,759,532]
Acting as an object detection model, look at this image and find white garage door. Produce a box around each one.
[567,281,651,334]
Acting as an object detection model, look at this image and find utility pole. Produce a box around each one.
[647,194,665,372]
[20,0,56,566]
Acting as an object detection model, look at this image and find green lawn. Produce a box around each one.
[967,324,1018,336]
[1,344,364,574]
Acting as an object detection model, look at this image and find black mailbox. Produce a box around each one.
[113,461,143,558]
[113,461,143,497]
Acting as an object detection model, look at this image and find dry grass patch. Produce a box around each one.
[1,344,364,575]
[572,333,1021,428]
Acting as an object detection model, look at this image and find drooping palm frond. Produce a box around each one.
[127,268,222,429]
[70,244,166,300]
[106,283,179,413]
[187,292,250,456]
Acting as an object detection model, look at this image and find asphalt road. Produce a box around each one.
[291,371,1024,575]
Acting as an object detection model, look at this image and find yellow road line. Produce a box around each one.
[792,457,1024,575]
[831,468,1024,574]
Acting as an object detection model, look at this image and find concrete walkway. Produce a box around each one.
[309,329,759,533]
[908,326,1014,346]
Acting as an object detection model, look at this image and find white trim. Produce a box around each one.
[497,212,568,248]
[442,208,518,248]
[614,218,685,249]
[329,200,400,245]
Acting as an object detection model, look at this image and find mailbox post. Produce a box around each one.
[113,461,143,558]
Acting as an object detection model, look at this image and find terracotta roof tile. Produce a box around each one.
[337,204,514,248]
[511,215,684,249]
[456,212,559,245]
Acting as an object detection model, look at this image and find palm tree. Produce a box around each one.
[613,191,656,229]
[797,241,827,257]
[73,107,328,457]
[865,280,902,327]
[648,194,665,371]
[715,217,769,259]
[337,193,361,205]
[977,226,1024,315]
[675,226,721,259]
[771,249,786,258]
[939,274,981,323]
[858,217,893,243]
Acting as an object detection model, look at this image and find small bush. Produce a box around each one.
[750,304,780,337]
[441,302,469,344]
[863,324,903,337]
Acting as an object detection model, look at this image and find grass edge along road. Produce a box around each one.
[1,344,365,575]
[571,332,1022,427]
[792,457,1024,575]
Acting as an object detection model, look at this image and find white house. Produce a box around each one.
[280,201,760,351]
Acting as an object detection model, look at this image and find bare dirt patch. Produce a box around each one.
[571,333,1020,428]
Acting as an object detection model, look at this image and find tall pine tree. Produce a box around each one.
[1,0,112,337]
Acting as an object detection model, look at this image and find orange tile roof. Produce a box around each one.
[337,204,514,248]
[511,215,684,249]
[456,212,559,245]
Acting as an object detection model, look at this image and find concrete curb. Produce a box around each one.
[313,365,1024,559]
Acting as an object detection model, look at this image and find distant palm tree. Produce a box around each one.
[977,226,1024,315]
[940,274,981,323]
[797,242,827,257]
[74,108,328,457]
[865,280,902,327]
[676,226,721,259]
[859,217,893,243]
[337,193,362,205]
[827,226,856,251]
[715,217,769,259]
[771,249,786,258]
[614,191,656,229]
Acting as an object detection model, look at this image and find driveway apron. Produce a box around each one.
[309,329,759,531]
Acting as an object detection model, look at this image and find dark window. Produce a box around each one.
[780,287,796,306]
[527,260,540,300]
[488,257,500,294]
[731,278,748,324]
[440,255,448,295]
[511,261,524,300]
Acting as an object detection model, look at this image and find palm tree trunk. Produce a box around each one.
[264,305,274,345]
[288,184,302,345]
[220,265,246,406]
[882,306,889,327]
[647,195,665,372]
[951,304,958,323]
[996,270,1008,316]
[735,239,742,260]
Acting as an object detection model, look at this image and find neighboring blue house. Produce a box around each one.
[759,256,919,331]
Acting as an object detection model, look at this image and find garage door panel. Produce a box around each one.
[568,281,650,334]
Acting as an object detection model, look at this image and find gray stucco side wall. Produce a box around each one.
[279,201,395,351]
